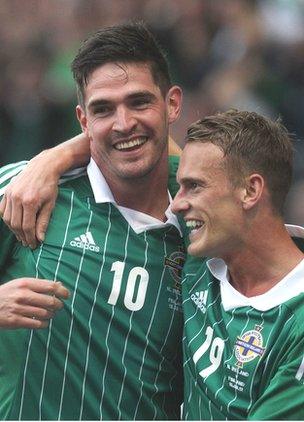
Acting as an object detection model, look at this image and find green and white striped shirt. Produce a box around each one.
[0,157,184,420]
[182,225,304,420]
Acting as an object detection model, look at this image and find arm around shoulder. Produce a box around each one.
[0,133,90,248]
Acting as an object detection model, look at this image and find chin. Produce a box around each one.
[187,243,206,258]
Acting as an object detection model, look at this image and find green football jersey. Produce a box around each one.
[0,157,184,420]
[182,228,304,420]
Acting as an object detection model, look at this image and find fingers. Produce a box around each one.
[0,195,6,218]
[0,157,60,249]
[18,304,55,320]
[1,197,23,243]
[0,278,70,330]
[1,194,12,228]
[1,192,26,244]
[1,194,55,249]
[22,292,65,312]
[22,204,39,249]
[14,280,70,309]
[5,315,50,330]
[36,201,55,243]
[10,194,39,248]
[52,282,70,300]
[29,280,70,300]
[1,192,51,249]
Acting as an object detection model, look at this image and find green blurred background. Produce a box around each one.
[0,0,303,224]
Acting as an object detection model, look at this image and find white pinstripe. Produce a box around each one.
[133,231,168,419]
[99,207,129,419]
[151,229,181,418]
[57,210,93,419]
[79,203,112,420]
[117,225,134,419]
[227,307,254,413]
[38,191,75,419]
[18,243,44,420]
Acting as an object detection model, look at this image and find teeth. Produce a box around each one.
[186,220,204,230]
[115,137,147,150]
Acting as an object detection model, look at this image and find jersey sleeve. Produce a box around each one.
[248,325,304,420]
[0,161,28,198]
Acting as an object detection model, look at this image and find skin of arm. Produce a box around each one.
[0,133,90,248]
[0,134,181,248]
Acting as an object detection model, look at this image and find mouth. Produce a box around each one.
[185,219,205,234]
[114,136,148,151]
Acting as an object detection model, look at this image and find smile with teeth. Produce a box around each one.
[186,219,205,233]
[114,137,147,150]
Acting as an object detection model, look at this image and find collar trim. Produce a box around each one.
[87,158,182,235]
[207,225,304,311]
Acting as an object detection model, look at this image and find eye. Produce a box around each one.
[131,98,150,109]
[188,181,200,191]
[93,106,112,116]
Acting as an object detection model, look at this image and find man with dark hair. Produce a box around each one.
[72,21,172,106]
[172,109,304,420]
[0,22,184,420]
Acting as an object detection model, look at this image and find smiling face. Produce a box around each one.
[76,62,181,185]
[172,142,245,259]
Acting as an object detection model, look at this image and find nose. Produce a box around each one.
[112,106,137,133]
[171,189,190,215]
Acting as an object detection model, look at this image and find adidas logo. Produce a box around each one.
[190,290,208,313]
[70,231,100,253]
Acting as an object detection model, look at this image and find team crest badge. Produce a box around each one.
[234,325,265,367]
[164,248,185,289]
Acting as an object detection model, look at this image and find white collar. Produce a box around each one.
[207,224,304,311]
[87,158,182,236]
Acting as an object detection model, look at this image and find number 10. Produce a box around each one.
[108,261,149,311]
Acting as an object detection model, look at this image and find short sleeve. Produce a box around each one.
[248,326,304,420]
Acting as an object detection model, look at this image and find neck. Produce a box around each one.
[105,156,169,221]
[109,173,169,220]
[225,220,304,297]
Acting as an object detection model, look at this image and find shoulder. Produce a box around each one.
[0,161,28,198]
[58,166,88,186]
[57,167,93,200]
[284,292,304,334]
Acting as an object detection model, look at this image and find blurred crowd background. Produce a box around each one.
[0,0,303,224]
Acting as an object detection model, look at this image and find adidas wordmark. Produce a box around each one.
[70,231,100,252]
[190,290,208,313]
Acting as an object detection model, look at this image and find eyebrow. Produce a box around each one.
[178,176,204,185]
[87,91,157,110]
[127,91,157,101]
[87,99,111,111]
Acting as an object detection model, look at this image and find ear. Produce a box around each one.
[76,105,89,135]
[166,85,183,124]
[241,174,264,210]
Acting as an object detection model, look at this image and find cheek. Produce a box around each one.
[89,119,103,135]
[88,116,113,135]
[145,109,166,131]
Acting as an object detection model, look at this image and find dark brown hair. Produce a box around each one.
[71,21,172,106]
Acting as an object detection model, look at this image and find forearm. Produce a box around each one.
[0,133,90,247]
[38,132,90,176]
